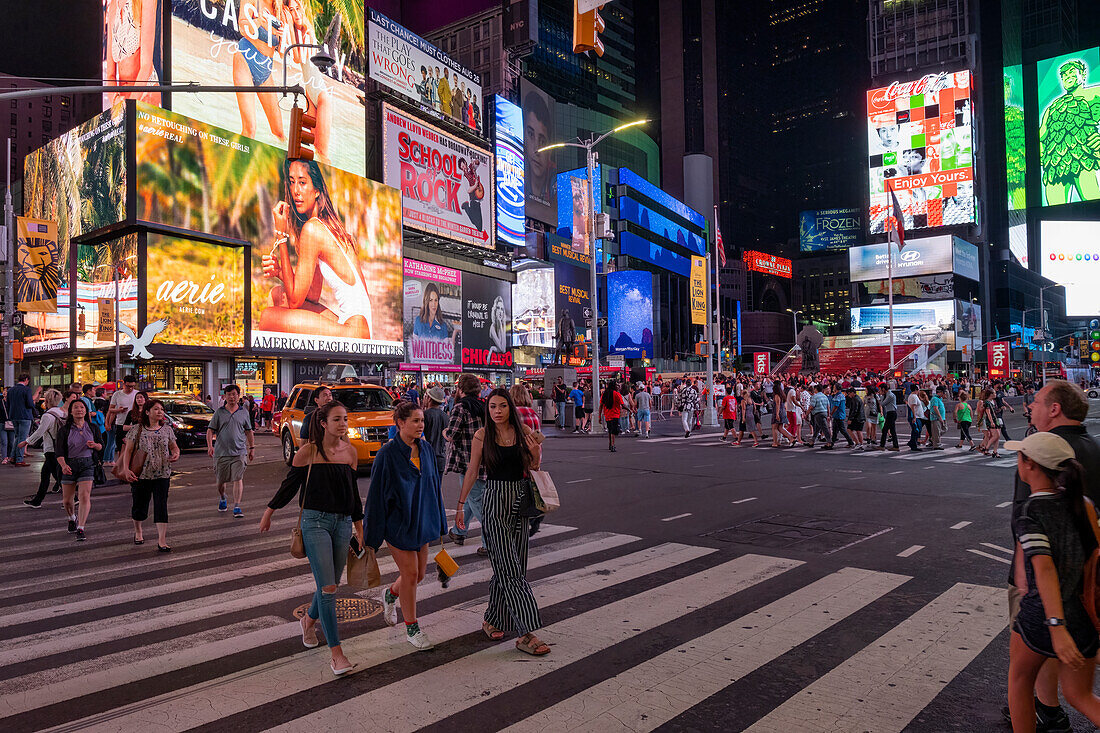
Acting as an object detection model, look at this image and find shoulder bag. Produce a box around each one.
[112,424,145,482]
[528,469,560,514]
[289,452,316,559]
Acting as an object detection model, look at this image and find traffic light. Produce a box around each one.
[1090,319,1100,364]
[572,0,606,57]
[288,105,317,161]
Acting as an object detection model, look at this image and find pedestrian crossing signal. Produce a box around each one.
[288,105,317,161]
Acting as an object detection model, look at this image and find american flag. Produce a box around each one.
[714,206,726,267]
[887,187,906,251]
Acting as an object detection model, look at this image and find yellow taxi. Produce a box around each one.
[276,376,395,468]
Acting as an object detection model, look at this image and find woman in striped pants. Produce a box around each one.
[456,388,548,656]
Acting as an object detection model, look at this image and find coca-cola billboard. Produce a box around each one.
[988,341,1010,378]
[867,71,975,236]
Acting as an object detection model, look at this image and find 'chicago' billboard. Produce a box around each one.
[462,272,513,368]
[383,104,494,248]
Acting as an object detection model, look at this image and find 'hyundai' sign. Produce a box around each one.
[848,235,955,282]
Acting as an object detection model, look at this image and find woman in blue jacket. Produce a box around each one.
[366,401,448,651]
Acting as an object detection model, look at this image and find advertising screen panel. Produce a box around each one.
[382,104,493,248]
[1004,64,1026,210]
[1009,222,1029,268]
[618,168,707,232]
[554,261,590,341]
[848,235,956,282]
[956,300,982,354]
[521,79,557,225]
[690,256,706,325]
[618,197,706,257]
[368,8,483,135]
[867,71,975,234]
[403,259,462,367]
[557,165,603,262]
[1040,221,1100,316]
[494,95,525,249]
[619,230,690,277]
[607,271,654,358]
[170,0,367,175]
[744,251,792,278]
[989,341,1010,378]
[512,266,554,347]
[799,208,862,252]
[23,105,128,354]
[75,235,138,350]
[952,237,980,281]
[849,299,957,349]
[134,104,404,357]
[462,272,512,368]
[146,234,244,348]
[855,275,955,305]
[103,0,163,108]
[1036,47,1100,206]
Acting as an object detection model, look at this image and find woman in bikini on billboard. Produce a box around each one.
[260,159,374,340]
[232,0,289,142]
[104,0,160,106]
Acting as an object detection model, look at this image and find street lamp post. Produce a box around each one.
[1038,283,1068,387]
[539,119,648,436]
[786,309,802,343]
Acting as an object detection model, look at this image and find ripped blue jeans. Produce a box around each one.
[302,509,353,647]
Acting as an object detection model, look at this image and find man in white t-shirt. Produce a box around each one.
[905,385,926,451]
[106,375,138,455]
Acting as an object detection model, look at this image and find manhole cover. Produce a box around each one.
[292,597,383,623]
[703,514,892,553]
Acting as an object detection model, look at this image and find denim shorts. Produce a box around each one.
[637,409,650,422]
[63,456,96,484]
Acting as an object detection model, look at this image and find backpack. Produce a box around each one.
[81,396,106,431]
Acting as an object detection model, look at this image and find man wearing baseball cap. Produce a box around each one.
[1006,380,1100,730]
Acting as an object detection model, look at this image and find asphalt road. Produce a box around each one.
[2,406,1099,732]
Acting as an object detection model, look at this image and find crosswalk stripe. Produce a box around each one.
[743,582,1007,733]
[501,566,910,733]
[0,524,575,625]
[266,554,804,732]
[0,531,640,718]
[47,542,721,731]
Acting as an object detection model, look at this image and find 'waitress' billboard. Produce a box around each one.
[383,104,494,249]
[462,272,512,368]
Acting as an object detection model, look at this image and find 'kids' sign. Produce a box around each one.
[382,104,494,249]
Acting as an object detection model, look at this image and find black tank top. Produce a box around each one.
[487,442,526,481]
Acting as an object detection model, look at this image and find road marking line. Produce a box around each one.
[800,483,819,489]
[889,470,904,475]
[980,542,1013,555]
[661,513,692,522]
[744,582,1007,733]
[996,501,1013,508]
[950,521,972,530]
[502,567,910,733]
[732,497,758,504]
[968,548,1012,565]
[0,532,644,714]
[565,478,591,484]
[897,545,924,557]
[42,543,722,730]
[267,554,805,733]
[825,527,894,555]
[923,465,937,469]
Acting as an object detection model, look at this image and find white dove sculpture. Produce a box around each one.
[117,319,169,360]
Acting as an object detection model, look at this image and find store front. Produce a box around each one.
[135,361,207,396]
[291,360,389,387]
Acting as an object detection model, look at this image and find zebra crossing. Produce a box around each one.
[646,431,1020,468]
[0,478,1014,733]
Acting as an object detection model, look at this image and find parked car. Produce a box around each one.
[275,379,394,468]
[150,393,215,450]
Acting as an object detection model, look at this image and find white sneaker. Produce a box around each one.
[406,626,433,650]
[381,589,398,626]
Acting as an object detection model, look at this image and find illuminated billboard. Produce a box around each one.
[854,275,955,305]
[1004,65,1026,210]
[146,235,245,349]
[1037,47,1100,206]
[23,105,128,355]
[382,104,494,248]
[512,266,554,347]
[170,0,367,175]
[368,8,483,135]
[75,235,138,350]
[521,79,557,225]
[403,259,462,367]
[103,0,163,108]
[462,272,512,369]
[744,251,792,278]
[799,208,862,252]
[494,95,525,249]
[608,270,654,358]
[554,261,590,341]
[618,168,707,236]
[867,71,975,234]
[556,165,603,262]
[848,235,971,282]
[956,300,982,354]
[1040,221,1100,316]
[850,299,958,349]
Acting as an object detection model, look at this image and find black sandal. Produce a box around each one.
[134,537,144,545]
[157,545,172,553]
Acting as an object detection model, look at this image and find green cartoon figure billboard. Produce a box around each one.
[1004,65,1026,210]
[1037,47,1100,206]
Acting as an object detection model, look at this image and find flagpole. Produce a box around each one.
[886,184,895,371]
